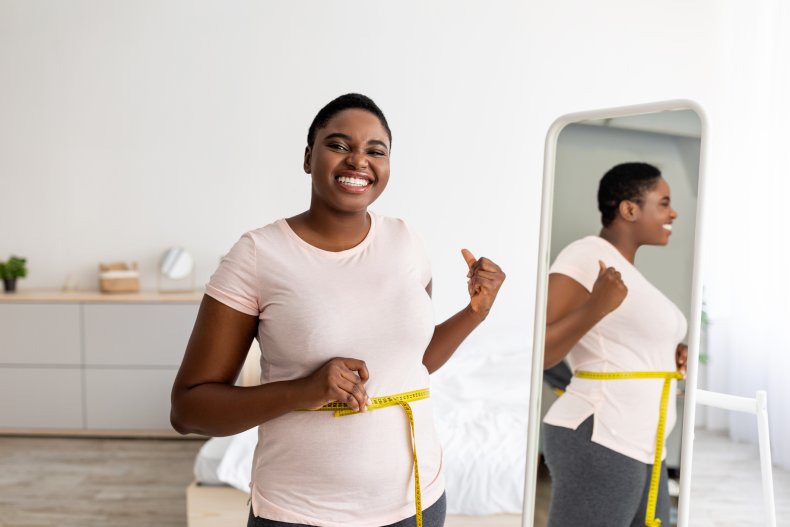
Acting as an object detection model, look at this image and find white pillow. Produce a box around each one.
[193,435,234,486]
[216,426,258,493]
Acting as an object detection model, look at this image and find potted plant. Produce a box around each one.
[0,255,27,293]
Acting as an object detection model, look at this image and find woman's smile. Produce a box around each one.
[335,170,374,194]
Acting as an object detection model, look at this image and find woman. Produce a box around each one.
[542,162,688,527]
[170,93,506,527]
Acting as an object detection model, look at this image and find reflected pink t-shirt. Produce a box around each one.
[205,212,444,526]
[543,236,688,464]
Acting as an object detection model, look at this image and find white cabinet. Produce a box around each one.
[83,304,196,367]
[84,369,179,430]
[0,368,83,428]
[0,304,81,365]
[0,291,201,435]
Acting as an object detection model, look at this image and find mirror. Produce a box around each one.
[522,101,707,527]
[158,247,195,292]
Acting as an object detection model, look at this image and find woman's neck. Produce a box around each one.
[287,205,371,252]
[598,227,639,264]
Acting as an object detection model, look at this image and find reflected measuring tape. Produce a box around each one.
[574,370,683,527]
[303,388,430,527]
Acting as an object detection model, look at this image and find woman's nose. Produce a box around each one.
[345,151,368,169]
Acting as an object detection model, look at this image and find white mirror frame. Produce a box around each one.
[521,100,709,527]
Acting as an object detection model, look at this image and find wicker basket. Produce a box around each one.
[99,262,140,293]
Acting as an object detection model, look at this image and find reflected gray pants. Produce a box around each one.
[543,416,670,527]
[247,492,446,527]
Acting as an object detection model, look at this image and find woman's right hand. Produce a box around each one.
[301,357,371,413]
[588,260,628,317]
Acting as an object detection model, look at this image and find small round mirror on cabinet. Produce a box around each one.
[158,247,195,292]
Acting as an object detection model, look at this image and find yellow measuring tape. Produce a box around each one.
[302,388,430,527]
[574,370,683,527]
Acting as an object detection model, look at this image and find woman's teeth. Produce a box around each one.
[337,176,370,187]
[662,224,673,232]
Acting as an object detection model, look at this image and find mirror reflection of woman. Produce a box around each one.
[170,94,505,527]
[542,163,688,527]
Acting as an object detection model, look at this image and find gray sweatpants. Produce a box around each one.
[543,416,670,527]
[246,491,446,527]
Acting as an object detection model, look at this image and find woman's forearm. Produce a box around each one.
[544,302,608,368]
[170,378,310,437]
[422,305,486,374]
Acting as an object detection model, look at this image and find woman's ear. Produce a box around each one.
[303,146,312,174]
[618,200,640,222]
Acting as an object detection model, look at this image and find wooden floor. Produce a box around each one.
[0,436,204,527]
[0,429,787,527]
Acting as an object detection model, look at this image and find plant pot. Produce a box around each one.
[3,278,17,293]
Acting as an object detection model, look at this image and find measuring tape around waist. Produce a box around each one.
[301,388,430,527]
[574,370,683,527]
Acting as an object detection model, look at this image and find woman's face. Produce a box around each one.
[636,177,678,245]
[304,108,390,214]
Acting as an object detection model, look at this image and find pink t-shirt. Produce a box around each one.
[205,212,445,526]
[543,236,688,464]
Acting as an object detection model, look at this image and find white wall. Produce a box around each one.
[1,1,787,371]
[0,0,537,349]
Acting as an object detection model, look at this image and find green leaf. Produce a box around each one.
[0,255,27,279]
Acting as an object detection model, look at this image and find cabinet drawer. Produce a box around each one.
[84,368,178,431]
[83,304,198,367]
[0,304,81,365]
[0,368,83,428]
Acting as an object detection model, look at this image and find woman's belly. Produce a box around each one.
[251,397,443,521]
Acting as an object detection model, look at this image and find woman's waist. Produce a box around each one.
[256,396,437,456]
[548,385,677,425]
[566,375,677,404]
[566,354,678,375]
[254,401,442,488]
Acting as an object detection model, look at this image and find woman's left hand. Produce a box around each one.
[676,343,688,376]
[462,249,505,320]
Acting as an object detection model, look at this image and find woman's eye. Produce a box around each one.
[368,150,387,157]
[328,143,348,151]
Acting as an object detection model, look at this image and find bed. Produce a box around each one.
[187,342,529,524]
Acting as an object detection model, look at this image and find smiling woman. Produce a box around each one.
[170,93,506,527]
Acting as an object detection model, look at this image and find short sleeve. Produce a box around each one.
[549,239,600,293]
[403,221,432,288]
[205,233,260,316]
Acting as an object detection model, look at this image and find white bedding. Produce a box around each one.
[194,346,530,514]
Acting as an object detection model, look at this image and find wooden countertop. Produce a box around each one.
[0,290,204,303]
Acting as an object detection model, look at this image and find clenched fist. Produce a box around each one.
[301,357,370,413]
[462,249,505,319]
[588,260,628,317]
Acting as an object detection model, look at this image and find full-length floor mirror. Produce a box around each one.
[522,101,708,527]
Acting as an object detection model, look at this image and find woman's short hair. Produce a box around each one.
[597,162,662,227]
[307,93,392,148]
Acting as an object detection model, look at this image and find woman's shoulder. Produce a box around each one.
[549,236,610,282]
[554,235,608,261]
[370,212,418,238]
[371,212,407,228]
[370,213,428,253]
[239,219,291,245]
